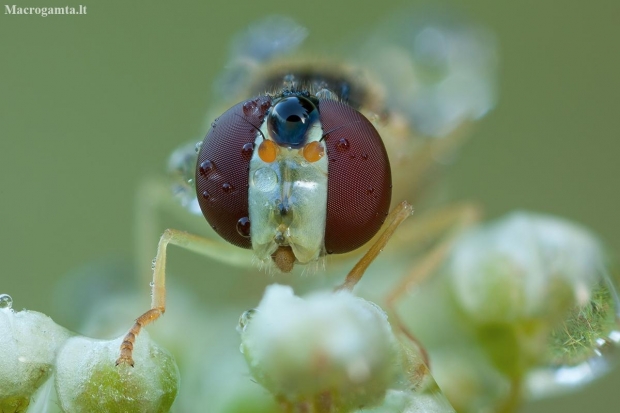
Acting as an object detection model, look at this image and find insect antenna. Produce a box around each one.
[320,120,363,142]
[235,114,266,140]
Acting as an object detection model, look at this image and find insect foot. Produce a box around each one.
[55,331,179,413]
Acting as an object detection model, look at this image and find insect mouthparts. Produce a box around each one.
[271,246,296,273]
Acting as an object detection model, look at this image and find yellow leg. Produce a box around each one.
[335,201,478,294]
[133,179,255,283]
[383,202,481,369]
[116,228,253,366]
[133,179,172,285]
[386,202,480,305]
[336,201,414,291]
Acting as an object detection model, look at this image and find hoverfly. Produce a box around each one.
[116,15,497,366]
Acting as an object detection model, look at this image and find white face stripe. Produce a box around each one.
[248,115,328,264]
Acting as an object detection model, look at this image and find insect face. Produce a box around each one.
[195,90,391,272]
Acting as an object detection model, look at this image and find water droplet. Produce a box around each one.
[199,160,215,176]
[260,98,271,111]
[0,294,13,309]
[243,100,258,116]
[187,178,194,185]
[252,167,278,192]
[366,186,374,195]
[222,183,234,193]
[315,88,337,100]
[237,309,256,333]
[202,190,210,200]
[239,343,245,354]
[336,138,350,152]
[149,281,154,287]
[236,217,251,238]
[241,142,255,160]
[211,121,216,128]
[327,249,334,254]
[194,141,203,153]
[211,224,217,230]
[151,259,157,270]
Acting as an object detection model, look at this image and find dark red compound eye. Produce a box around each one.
[195,96,272,248]
[318,99,392,254]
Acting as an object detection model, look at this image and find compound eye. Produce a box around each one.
[195,96,272,248]
[267,96,318,148]
[318,99,392,254]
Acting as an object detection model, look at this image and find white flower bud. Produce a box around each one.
[239,284,398,411]
[0,297,72,411]
[360,389,456,413]
[55,331,179,413]
[449,212,605,324]
[447,212,619,392]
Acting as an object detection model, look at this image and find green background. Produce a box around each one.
[1,0,618,411]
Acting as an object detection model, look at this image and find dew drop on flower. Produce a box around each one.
[528,266,620,398]
[0,294,12,309]
[237,309,256,333]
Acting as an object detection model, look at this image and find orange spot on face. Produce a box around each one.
[258,140,278,163]
[302,141,325,163]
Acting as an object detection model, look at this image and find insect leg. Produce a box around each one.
[116,228,253,366]
[335,200,414,292]
[133,178,255,282]
[386,202,480,304]
[384,202,481,368]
